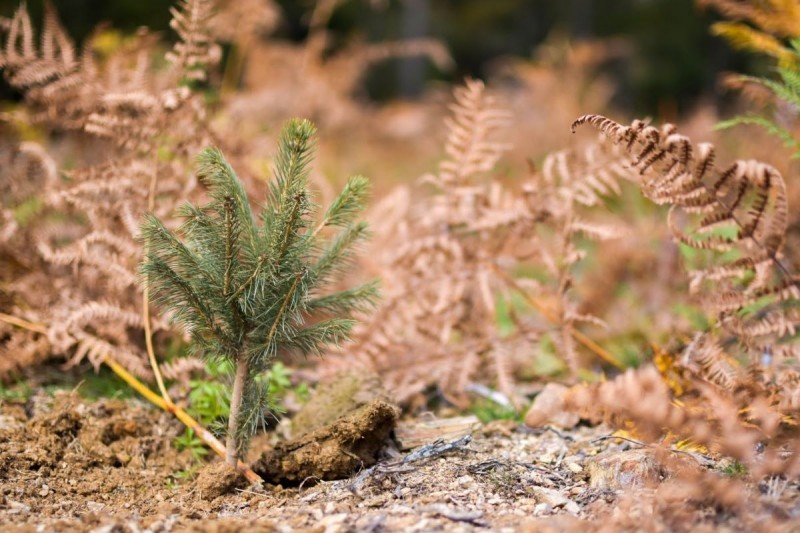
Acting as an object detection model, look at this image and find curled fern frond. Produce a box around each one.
[573,114,798,352]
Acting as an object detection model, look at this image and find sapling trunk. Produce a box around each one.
[226,357,249,465]
[140,119,378,474]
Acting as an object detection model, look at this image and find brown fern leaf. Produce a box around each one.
[572,114,797,350]
[0,2,222,381]
[698,0,800,38]
[160,356,206,386]
[430,78,511,188]
[323,82,625,405]
[165,0,218,83]
[540,136,639,207]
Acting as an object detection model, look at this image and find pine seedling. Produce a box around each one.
[140,119,378,466]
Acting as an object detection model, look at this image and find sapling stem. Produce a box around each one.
[226,356,249,465]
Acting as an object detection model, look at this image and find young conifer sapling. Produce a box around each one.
[140,119,377,466]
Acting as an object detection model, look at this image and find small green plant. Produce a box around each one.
[722,460,749,478]
[141,119,378,466]
[470,398,524,424]
[716,39,800,157]
[175,360,308,461]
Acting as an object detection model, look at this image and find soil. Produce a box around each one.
[2,392,800,532]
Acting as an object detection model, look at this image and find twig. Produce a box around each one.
[519,424,576,442]
[349,435,474,494]
[591,434,648,447]
[0,312,47,334]
[402,435,473,464]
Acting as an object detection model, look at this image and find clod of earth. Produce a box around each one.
[195,462,249,500]
[288,372,390,438]
[252,399,399,484]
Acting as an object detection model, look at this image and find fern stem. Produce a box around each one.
[142,285,173,406]
[226,355,249,466]
[488,263,624,369]
[0,312,47,334]
[143,161,173,407]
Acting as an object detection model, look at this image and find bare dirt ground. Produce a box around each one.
[1,392,799,532]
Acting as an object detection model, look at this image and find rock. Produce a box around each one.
[0,414,22,431]
[587,448,664,490]
[567,462,583,474]
[534,502,552,515]
[195,461,248,500]
[7,500,31,514]
[534,487,580,515]
[86,501,105,513]
[524,383,579,429]
[396,415,481,450]
[252,399,400,484]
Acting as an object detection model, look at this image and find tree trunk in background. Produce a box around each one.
[570,0,594,38]
[399,0,430,98]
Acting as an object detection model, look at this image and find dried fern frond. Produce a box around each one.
[230,1,452,130]
[166,0,219,83]
[540,137,639,207]
[698,0,800,39]
[160,356,206,386]
[323,81,626,405]
[0,2,224,382]
[572,114,798,350]
[425,78,511,188]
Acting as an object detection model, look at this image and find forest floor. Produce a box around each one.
[1,390,799,532]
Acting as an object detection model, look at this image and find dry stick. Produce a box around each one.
[0,313,262,484]
[488,263,624,369]
[143,162,173,406]
[0,312,47,334]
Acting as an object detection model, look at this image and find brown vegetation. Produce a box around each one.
[2,0,800,530]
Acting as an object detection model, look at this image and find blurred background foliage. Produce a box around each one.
[0,0,766,118]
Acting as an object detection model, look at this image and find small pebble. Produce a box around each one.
[455,475,474,487]
[534,503,553,515]
[567,462,583,474]
[86,501,104,513]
